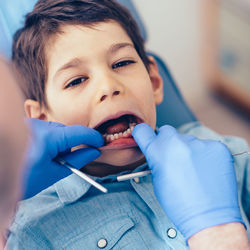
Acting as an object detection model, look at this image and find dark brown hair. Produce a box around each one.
[12,0,151,108]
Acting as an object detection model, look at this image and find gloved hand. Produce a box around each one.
[23,118,104,199]
[132,123,244,241]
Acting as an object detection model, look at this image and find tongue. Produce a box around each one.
[106,120,129,134]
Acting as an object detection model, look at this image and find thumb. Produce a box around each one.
[132,123,156,155]
[56,125,104,153]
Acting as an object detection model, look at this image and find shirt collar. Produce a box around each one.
[55,162,148,204]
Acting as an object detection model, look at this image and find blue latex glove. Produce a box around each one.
[23,118,104,199]
[132,123,244,241]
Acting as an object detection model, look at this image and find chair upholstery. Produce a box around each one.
[149,52,197,127]
[0,0,37,58]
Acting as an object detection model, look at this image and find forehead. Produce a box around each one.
[46,21,133,66]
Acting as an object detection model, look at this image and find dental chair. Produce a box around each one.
[0,0,197,128]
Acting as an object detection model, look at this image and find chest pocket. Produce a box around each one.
[62,216,147,250]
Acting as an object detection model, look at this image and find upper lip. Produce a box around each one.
[93,111,144,131]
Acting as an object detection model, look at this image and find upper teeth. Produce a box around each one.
[103,122,136,142]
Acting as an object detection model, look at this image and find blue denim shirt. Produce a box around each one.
[6,122,250,249]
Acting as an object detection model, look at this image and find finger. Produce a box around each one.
[157,125,189,146]
[62,147,101,169]
[132,123,156,155]
[58,125,104,152]
[157,124,177,136]
[180,134,196,143]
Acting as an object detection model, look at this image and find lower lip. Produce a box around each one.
[99,137,138,150]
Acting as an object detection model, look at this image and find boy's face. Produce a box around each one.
[26,21,163,170]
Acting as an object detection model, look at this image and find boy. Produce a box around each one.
[6,0,250,249]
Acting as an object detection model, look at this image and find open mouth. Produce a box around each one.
[94,114,142,148]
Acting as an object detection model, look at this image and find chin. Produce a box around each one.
[95,147,143,166]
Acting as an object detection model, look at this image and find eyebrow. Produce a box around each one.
[55,58,83,79]
[54,42,135,79]
[109,42,134,53]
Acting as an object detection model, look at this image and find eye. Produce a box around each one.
[65,76,88,89]
[112,60,135,69]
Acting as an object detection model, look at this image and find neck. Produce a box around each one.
[82,156,146,177]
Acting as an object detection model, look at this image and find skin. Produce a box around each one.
[0,59,28,249]
[25,21,163,176]
[188,223,250,250]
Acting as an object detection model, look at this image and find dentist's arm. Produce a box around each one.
[188,223,248,250]
[0,59,29,240]
[133,123,249,249]
[23,118,104,199]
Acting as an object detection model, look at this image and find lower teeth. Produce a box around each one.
[103,123,136,142]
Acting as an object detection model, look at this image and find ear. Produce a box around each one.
[148,56,164,105]
[24,99,48,120]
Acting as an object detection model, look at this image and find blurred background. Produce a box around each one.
[133,0,250,143]
[1,0,249,143]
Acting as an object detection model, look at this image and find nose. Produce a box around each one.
[100,90,120,102]
[95,74,125,103]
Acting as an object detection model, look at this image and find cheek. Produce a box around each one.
[131,76,156,110]
[127,69,151,95]
[131,67,155,101]
[46,89,91,126]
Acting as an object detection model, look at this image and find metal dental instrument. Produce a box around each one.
[117,170,152,182]
[231,151,250,156]
[55,151,250,188]
[54,157,108,193]
[117,151,250,182]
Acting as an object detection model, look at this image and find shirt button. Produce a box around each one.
[167,228,177,239]
[133,177,140,183]
[97,238,107,248]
